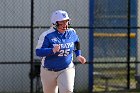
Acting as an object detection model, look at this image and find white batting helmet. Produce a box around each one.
[51,10,70,25]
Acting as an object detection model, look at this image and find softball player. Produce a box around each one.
[36,10,86,93]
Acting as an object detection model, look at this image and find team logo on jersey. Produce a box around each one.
[62,13,66,18]
[53,42,74,48]
[51,38,57,42]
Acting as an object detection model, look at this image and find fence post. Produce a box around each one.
[127,0,131,90]
[30,0,34,93]
[89,0,94,92]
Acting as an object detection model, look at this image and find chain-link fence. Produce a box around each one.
[0,0,139,93]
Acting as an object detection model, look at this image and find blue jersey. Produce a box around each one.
[36,28,81,70]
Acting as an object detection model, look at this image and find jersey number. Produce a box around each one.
[58,49,70,56]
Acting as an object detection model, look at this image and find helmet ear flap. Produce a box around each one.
[52,22,59,28]
[55,22,59,27]
[68,21,70,25]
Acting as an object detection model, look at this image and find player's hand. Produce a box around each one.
[53,45,60,53]
[77,55,86,64]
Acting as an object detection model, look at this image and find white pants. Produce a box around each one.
[40,65,75,93]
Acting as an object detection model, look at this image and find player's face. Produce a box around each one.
[57,20,69,33]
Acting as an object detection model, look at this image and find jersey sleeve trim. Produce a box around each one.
[74,50,81,57]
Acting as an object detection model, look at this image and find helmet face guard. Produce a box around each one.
[51,10,70,25]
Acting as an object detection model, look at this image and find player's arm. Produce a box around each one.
[73,29,81,57]
[36,48,54,57]
[74,42,81,57]
[74,41,86,64]
[72,29,86,64]
[36,34,54,57]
